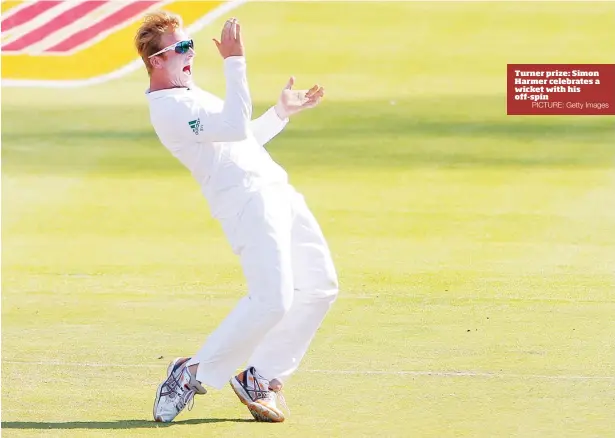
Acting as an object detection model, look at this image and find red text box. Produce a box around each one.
[507,64,615,115]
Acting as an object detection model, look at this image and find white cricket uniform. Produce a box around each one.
[146,56,338,389]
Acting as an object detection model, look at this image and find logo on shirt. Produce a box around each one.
[188,119,201,135]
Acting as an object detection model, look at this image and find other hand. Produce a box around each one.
[274,77,325,119]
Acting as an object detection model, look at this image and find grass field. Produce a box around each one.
[2,1,615,437]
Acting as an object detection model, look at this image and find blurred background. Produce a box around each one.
[2,1,614,437]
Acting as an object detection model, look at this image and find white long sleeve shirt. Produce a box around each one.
[146,56,289,219]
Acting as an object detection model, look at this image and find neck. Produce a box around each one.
[148,73,190,92]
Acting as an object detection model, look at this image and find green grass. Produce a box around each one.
[2,1,615,437]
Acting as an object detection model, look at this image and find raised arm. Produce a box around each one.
[194,17,251,142]
[190,55,251,142]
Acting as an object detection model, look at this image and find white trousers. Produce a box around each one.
[188,184,339,389]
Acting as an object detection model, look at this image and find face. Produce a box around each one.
[150,29,195,87]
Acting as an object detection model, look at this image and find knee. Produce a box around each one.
[307,267,339,304]
[267,292,294,316]
[245,256,294,323]
[325,272,339,303]
[251,288,294,324]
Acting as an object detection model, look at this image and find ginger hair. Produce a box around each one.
[134,10,182,75]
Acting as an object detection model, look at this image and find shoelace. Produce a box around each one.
[167,368,197,412]
[274,389,291,417]
[183,388,196,411]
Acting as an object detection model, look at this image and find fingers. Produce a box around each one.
[314,86,325,99]
[306,84,326,99]
[285,76,295,90]
[305,85,324,101]
[305,84,319,99]
[231,19,237,40]
[305,96,322,108]
[303,86,325,108]
[222,19,232,43]
[235,21,242,43]
[223,18,239,41]
[222,18,237,42]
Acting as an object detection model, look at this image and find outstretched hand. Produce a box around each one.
[213,18,244,59]
[274,77,325,119]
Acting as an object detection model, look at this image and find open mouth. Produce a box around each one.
[183,65,192,75]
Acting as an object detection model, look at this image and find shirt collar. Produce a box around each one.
[145,86,192,99]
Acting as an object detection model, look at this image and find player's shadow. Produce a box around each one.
[1,418,253,429]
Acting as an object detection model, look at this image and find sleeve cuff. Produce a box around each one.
[266,105,289,127]
[223,56,246,72]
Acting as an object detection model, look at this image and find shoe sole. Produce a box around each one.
[229,378,285,423]
[247,401,285,423]
[153,357,191,422]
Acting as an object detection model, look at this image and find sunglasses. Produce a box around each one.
[148,39,194,58]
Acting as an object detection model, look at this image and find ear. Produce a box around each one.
[149,56,162,70]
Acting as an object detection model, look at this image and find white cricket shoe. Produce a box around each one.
[153,357,207,422]
[230,367,288,423]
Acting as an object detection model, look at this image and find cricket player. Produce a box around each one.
[135,11,338,423]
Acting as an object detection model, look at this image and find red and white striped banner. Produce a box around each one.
[1,0,246,86]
